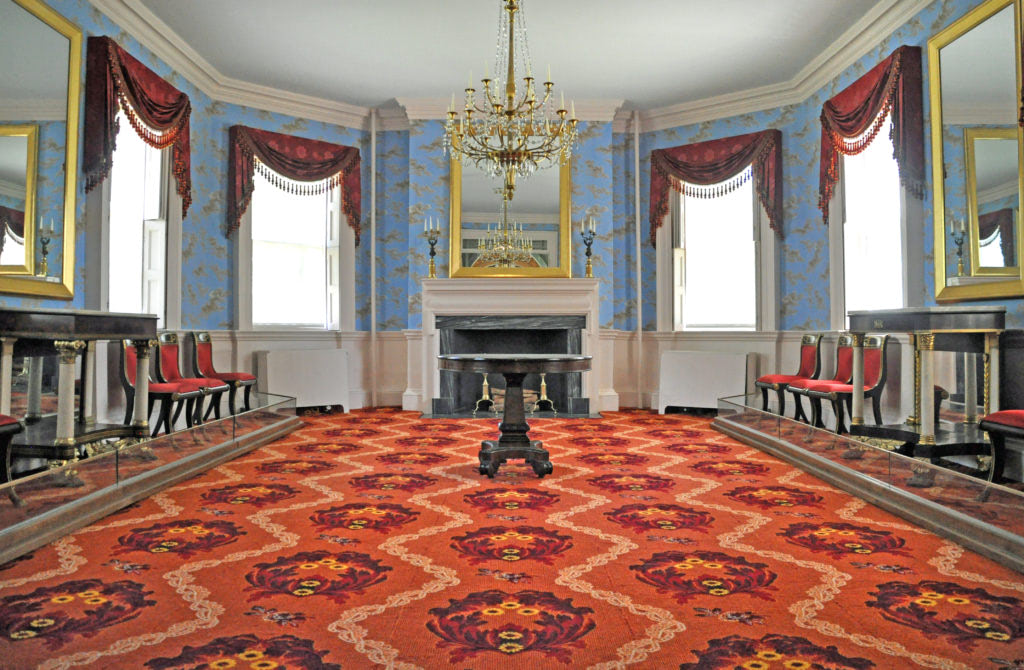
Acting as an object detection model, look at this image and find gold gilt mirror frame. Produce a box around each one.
[964,126,1021,276]
[0,124,38,275]
[0,0,81,298]
[930,0,1024,301]
[448,150,572,278]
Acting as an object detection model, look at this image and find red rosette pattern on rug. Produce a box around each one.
[867,580,1024,652]
[394,435,458,448]
[567,436,631,449]
[256,459,335,476]
[575,452,649,467]
[376,451,449,465]
[450,526,574,565]
[309,503,419,533]
[725,485,825,510]
[586,474,675,492]
[348,473,437,491]
[464,487,560,511]
[644,427,705,439]
[245,550,391,605]
[562,422,616,434]
[626,416,689,427]
[665,441,730,455]
[407,421,462,433]
[605,503,714,534]
[678,633,875,670]
[144,633,340,670]
[322,427,380,439]
[779,522,910,559]
[200,483,299,508]
[115,519,244,558]
[0,578,155,650]
[690,460,770,478]
[630,550,777,603]
[295,442,363,455]
[426,589,596,663]
[338,415,395,425]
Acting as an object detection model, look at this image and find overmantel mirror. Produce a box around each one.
[930,0,1024,301]
[449,152,572,278]
[0,0,81,298]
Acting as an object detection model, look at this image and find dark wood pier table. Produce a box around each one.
[846,306,1005,481]
[0,307,158,495]
[438,353,592,478]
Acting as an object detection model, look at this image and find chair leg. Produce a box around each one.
[832,398,847,434]
[228,385,238,415]
[153,398,173,436]
[810,398,824,429]
[774,388,786,417]
[1,433,23,507]
[871,395,883,426]
[244,385,253,411]
[204,392,223,421]
[194,396,206,425]
[792,394,807,423]
[123,388,135,426]
[760,387,769,412]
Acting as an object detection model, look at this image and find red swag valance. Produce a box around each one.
[649,129,782,245]
[228,125,361,244]
[979,208,1016,266]
[819,45,924,224]
[83,36,192,218]
[0,205,24,238]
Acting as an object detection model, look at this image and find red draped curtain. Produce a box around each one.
[979,208,1016,266]
[228,125,361,244]
[0,205,24,256]
[649,129,782,246]
[83,36,192,218]
[818,45,924,224]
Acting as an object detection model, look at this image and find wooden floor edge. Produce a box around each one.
[0,414,303,566]
[713,416,1024,575]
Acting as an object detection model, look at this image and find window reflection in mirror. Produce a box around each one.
[0,129,34,271]
[967,128,1019,273]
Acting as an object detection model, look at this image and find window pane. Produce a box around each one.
[251,169,329,327]
[843,116,903,314]
[680,177,756,330]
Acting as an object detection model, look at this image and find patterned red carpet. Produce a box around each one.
[1,409,1023,669]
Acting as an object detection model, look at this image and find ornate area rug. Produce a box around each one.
[1,409,1022,669]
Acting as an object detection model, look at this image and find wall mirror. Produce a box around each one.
[0,0,81,298]
[930,0,1024,301]
[448,154,571,278]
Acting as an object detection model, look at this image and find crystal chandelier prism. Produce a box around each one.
[444,0,578,203]
[476,198,534,268]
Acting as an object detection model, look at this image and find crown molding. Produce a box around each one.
[375,106,410,132]
[0,100,66,121]
[640,0,932,132]
[943,103,1015,126]
[396,97,624,122]
[89,0,371,130]
[978,179,1019,204]
[0,179,26,201]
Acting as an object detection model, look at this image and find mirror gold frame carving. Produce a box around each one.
[930,0,1024,301]
[1,0,81,298]
[965,126,1021,276]
[0,124,38,275]
[448,155,572,278]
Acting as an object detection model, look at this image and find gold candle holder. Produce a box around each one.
[422,216,440,278]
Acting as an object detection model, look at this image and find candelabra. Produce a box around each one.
[950,227,966,277]
[579,217,596,278]
[37,233,50,277]
[423,216,440,278]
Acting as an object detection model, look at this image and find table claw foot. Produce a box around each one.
[530,459,553,478]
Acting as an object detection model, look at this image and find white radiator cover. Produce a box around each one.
[255,348,360,411]
[657,350,755,412]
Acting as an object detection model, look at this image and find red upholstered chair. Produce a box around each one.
[754,333,822,420]
[785,334,854,428]
[0,414,24,505]
[155,333,229,422]
[190,331,257,414]
[978,410,1022,483]
[791,335,889,434]
[120,340,203,436]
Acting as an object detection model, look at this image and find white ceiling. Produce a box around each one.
[136,0,885,112]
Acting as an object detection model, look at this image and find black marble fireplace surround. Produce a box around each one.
[433,315,589,416]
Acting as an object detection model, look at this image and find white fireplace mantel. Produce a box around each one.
[403,278,610,413]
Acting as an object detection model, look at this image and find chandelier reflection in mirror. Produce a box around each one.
[443,0,578,205]
[477,198,534,268]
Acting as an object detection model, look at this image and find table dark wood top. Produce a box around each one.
[438,353,592,375]
[0,307,157,357]
[847,306,1005,333]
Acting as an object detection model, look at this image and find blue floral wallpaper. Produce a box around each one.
[4,0,1023,333]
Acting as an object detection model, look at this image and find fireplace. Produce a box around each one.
[433,315,589,416]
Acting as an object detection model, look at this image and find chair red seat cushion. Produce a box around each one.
[178,377,229,392]
[0,414,20,427]
[213,371,256,383]
[756,373,810,386]
[790,381,872,395]
[981,410,1024,431]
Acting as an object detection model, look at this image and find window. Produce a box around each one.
[249,167,340,328]
[839,114,904,320]
[672,172,758,330]
[107,110,167,327]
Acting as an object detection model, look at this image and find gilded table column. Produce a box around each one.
[987,332,1000,414]
[83,341,96,426]
[917,332,936,445]
[54,340,86,446]
[0,337,16,416]
[850,332,865,426]
[963,352,977,424]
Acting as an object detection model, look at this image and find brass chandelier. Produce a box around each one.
[444,0,578,203]
[476,198,534,268]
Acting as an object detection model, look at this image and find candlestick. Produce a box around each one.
[580,221,596,279]
[950,225,966,277]
[423,218,441,279]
